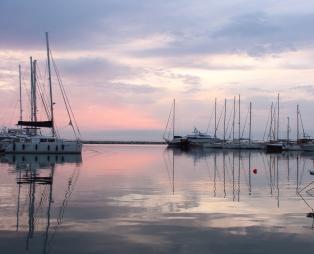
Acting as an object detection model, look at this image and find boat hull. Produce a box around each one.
[3,140,82,154]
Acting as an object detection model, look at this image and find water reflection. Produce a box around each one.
[1,146,314,253]
[164,147,314,225]
[0,153,81,253]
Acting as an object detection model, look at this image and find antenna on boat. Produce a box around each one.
[45,32,55,137]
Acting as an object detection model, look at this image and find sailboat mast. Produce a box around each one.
[33,60,37,123]
[277,93,279,141]
[287,116,290,143]
[249,102,252,144]
[238,94,240,144]
[173,99,175,139]
[297,104,299,142]
[30,57,34,122]
[233,96,235,142]
[223,98,226,144]
[19,65,22,122]
[214,98,217,139]
[269,103,273,141]
[46,32,55,136]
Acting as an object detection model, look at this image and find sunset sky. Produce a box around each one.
[1,1,314,140]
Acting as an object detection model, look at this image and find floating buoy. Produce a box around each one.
[253,168,257,174]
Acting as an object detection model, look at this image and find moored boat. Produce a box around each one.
[2,33,82,154]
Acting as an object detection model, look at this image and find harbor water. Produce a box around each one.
[1,145,314,253]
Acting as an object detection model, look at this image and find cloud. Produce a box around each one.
[56,57,135,80]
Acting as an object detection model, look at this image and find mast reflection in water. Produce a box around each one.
[1,145,314,254]
[0,153,81,254]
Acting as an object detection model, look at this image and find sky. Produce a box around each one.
[1,0,314,141]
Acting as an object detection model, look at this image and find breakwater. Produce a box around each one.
[82,140,166,145]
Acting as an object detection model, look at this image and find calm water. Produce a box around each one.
[1,145,314,254]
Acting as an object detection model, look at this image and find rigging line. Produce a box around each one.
[206,105,214,134]
[271,100,278,140]
[268,102,274,141]
[299,108,306,138]
[51,58,79,139]
[232,106,238,141]
[7,100,19,126]
[36,73,51,120]
[263,104,271,141]
[163,102,173,140]
[22,70,31,108]
[37,64,48,99]
[216,105,224,136]
[225,109,233,139]
[21,73,32,121]
[51,57,78,139]
[36,65,51,119]
[241,106,249,139]
[297,190,314,212]
[51,52,81,138]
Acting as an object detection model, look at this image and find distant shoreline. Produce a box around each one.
[82,140,166,145]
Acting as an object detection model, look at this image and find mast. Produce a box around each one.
[249,101,252,144]
[46,32,55,136]
[33,60,37,134]
[297,104,299,142]
[238,94,240,144]
[30,57,34,122]
[277,93,279,141]
[173,99,175,139]
[19,65,23,123]
[223,98,226,144]
[287,116,290,144]
[214,98,217,139]
[233,96,235,142]
[269,103,273,141]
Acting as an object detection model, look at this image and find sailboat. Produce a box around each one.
[3,33,82,154]
[163,99,189,148]
[265,94,286,152]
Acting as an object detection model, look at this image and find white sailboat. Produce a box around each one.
[3,33,82,154]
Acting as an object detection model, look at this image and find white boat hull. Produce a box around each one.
[3,140,82,154]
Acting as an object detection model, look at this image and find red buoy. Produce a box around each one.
[253,168,257,174]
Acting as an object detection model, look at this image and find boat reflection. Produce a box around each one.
[0,153,82,253]
[1,153,82,170]
[165,147,314,227]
